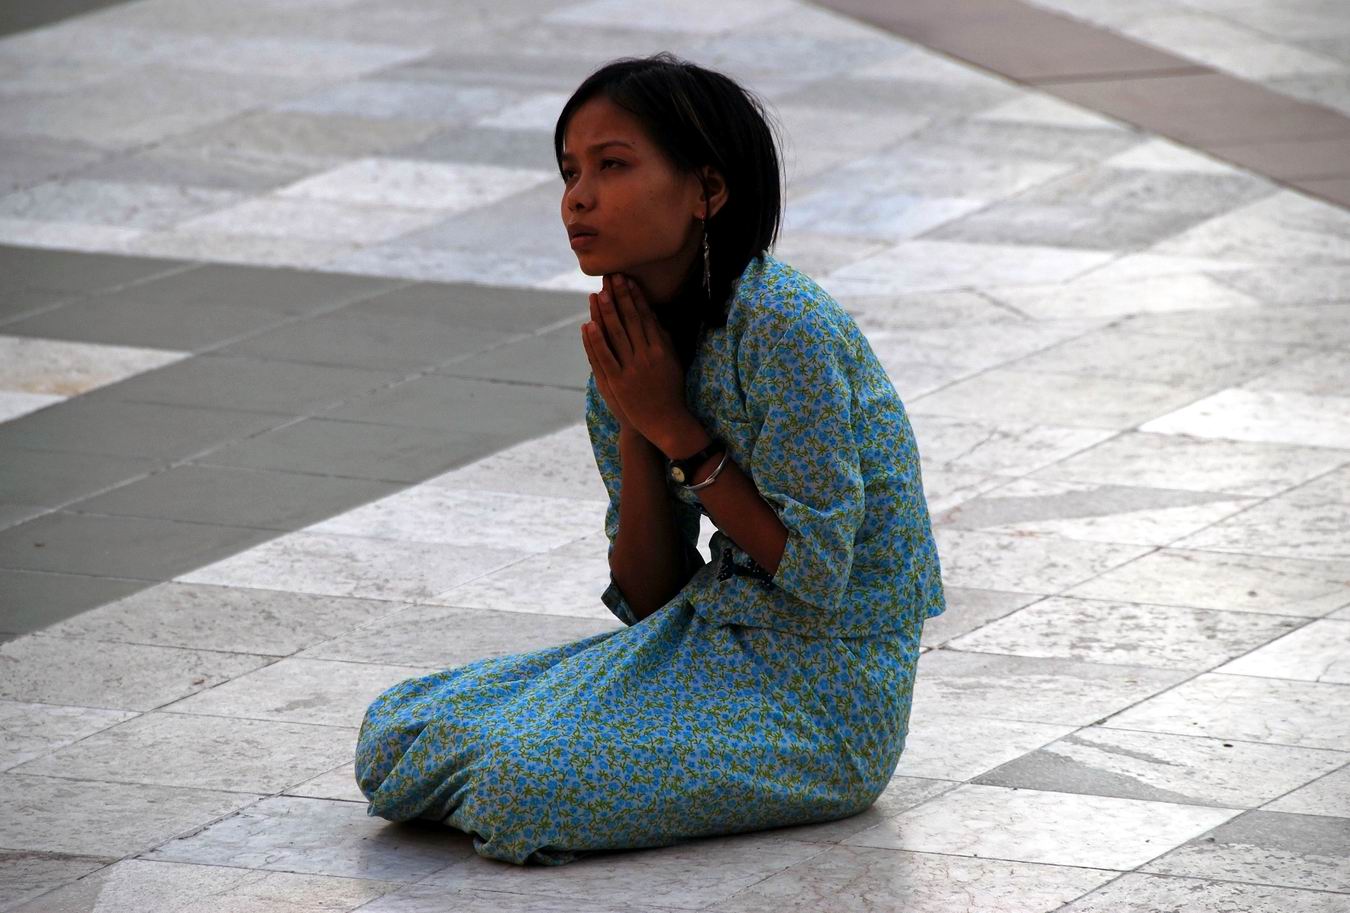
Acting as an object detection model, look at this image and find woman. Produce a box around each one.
[355,52,946,866]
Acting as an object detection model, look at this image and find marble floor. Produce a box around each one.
[1,0,1348,910]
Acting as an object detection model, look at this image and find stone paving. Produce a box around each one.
[1,0,1349,910]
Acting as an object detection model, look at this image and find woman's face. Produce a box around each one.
[559,95,722,303]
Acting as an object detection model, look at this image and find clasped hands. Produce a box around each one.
[580,273,693,454]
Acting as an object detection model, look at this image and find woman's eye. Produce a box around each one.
[560,160,623,181]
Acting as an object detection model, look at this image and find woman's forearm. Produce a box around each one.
[610,427,690,621]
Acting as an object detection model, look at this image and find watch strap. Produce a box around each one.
[667,439,726,485]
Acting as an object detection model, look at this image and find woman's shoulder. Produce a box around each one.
[727,252,861,357]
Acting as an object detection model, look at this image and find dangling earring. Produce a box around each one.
[700,217,711,303]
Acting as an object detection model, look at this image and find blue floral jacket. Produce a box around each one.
[585,251,945,639]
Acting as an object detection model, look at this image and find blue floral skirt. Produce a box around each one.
[354,597,922,865]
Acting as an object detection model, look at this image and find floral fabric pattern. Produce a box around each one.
[355,251,945,865]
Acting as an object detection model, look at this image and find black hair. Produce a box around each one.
[554,51,786,368]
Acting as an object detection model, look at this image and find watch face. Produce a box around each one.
[670,465,686,483]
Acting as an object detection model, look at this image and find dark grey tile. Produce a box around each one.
[341,279,586,334]
[321,374,583,434]
[3,262,404,350]
[432,319,590,389]
[211,309,508,371]
[0,0,134,37]
[0,447,158,508]
[0,399,286,460]
[75,146,313,193]
[0,503,46,530]
[75,355,405,416]
[192,417,521,483]
[0,286,70,325]
[920,202,1202,249]
[70,464,402,530]
[0,569,150,636]
[389,124,557,170]
[0,511,276,579]
[0,245,191,296]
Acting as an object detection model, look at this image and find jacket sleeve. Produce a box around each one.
[743,310,866,612]
[584,374,704,626]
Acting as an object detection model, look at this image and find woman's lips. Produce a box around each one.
[570,232,598,249]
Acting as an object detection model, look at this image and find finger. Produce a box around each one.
[624,274,663,342]
[612,274,650,349]
[585,319,621,381]
[596,275,634,363]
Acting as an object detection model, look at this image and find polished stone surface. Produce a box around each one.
[1,0,1346,909]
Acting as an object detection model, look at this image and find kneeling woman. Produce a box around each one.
[355,52,946,866]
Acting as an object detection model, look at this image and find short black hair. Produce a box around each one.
[554,52,785,365]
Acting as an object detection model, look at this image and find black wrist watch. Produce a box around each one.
[667,439,727,486]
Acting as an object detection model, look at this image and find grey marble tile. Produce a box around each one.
[422,832,831,909]
[1142,810,1350,892]
[918,587,1040,647]
[1266,764,1350,818]
[1150,190,1350,264]
[1174,492,1350,561]
[6,857,399,913]
[0,570,150,638]
[0,774,260,857]
[1115,302,1350,349]
[975,726,1348,808]
[1066,547,1350,617]
[1242,349,1350,397]
[935,477,1256,547]
[0,179,245,230]
[0,635,274,711]
[0,850,111,913]
[844,783,1238,870]
[907,413,1115,478]
[272,79,522,125]
[276,156,551,212]
[948,595,1300,669]
[296,604,618,668]
[355,883,688,913]
[13,711,356,794]
[1212,263,1350,307]
[820,240,1112,297]
[913,649,1190,726]
[284,761,366,805]
[1060,871,1349,913]
[762,776,958,847]
[706,844,1114,913]
[39,581,409,655]
[422,421,609,503]
[0,700,137,771]
[983,270,1262,320]
[920,202,1203,250]
[1105,673,1350,750]
[164,657,434,728]
[148,795,468,882]
[0,335,186,398]
[933,527,1153,595]
[1032,430,1349,498]
[1217,619,1350,683]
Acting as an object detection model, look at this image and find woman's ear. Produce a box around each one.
[698,165,729,220]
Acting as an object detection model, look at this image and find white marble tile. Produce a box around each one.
[0,179,244,229]
[984,270,1261,319]
[165,657,434,728]
[473,90,571,130]
[911,367,1210,429]
[918,587,1040,647]
[0,774,260,857]
[113,228,364,269]
[913,649,1190,726]
[272,79,519,124]
[844,783,1239,869]
[949,595,1299,669]
[7,857,399,913]
[1265,764,1350,818]
[0,217,146,250]
[1102,138,1242,173]
[707,844,1115,913]
[895,712,1076,781]
[1141,809,1350,893]
[974,94,1127,130]
[1066,547,1350,617]
[423,421,609,502]
[767,776,959,846]
[173,195,446,244]
[1121,12,1347,79]
[977,726,1348,808]
[1067,252,1265,284]
[934,527,1153,594]
[175,531,523,602]
[907,413,1114,477]
[0,335,187,397]
[1173,495,1350,561]
[284,761,367,804]
[916,467,1015,514]
[0,700,137,771]
[784,188,987,242]
[149,795,468,882]
[1216,620,1350,683]
[320,242,573,287]
[0,852,111,913]
[1242,349,1350,397]
[0,635,274,711]
[423,537,618,621]
[1141,388,1350,450]
[276,157,554,211]
[1105,673,1350,750]
[40,581,410,655]
[543,0,795,33]
[304,485,603,552]
[1059,871,1348,913]
[0,390,64,421]
[12,711,357,794]
[1032,431,1350,497]
[819,240,1113,296]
